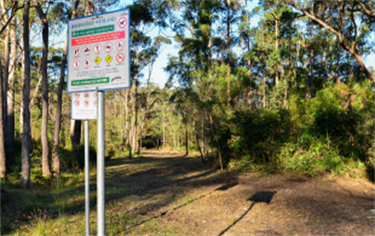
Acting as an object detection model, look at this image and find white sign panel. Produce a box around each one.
[71,92,97,120]
[67,9,130,93]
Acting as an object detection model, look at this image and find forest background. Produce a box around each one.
[0,0,374,190]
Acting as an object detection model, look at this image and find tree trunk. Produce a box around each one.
[0,53,6,178]
[2,26,9,142]
[134,77,139,154]
[52,0,80,174]
[207,112,223,171]
[288,1,375,82]
[226,0,231,106]
[120,90,129,151]
[6,18,16,161]
[275,13,279,87]
[181,112,188,156]
[310,46,315,98]
[162,111,165,149]
[138,117,142,155]
[51,34,67,174]
[196,133,204,163]
[21,0,31,188]
[34,0,51,176]
[70,119,82,167]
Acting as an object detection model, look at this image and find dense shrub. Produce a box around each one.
[228,83,374,180]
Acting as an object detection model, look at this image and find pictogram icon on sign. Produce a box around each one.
[116,53,125,63]
[83,46,91,55]
[73,59,80,69]
[105,55,113,63]
[105,42,113,52]
[73,47,80,57]
[84,92,90,98]
[74,93,80,99]
[83,58,91,68]
[93,92,97,98]
[94,44,102,54]
[83,100,90,107]
[116,40,124,50]
[117,17,127,28]
[93,101,97,107]
[94,56,101,65]
[74,100,80,106]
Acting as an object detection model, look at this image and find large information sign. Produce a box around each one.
[67,9,130,93]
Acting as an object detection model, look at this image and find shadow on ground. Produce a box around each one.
[1,150,234,234]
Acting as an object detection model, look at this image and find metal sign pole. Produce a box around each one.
[84,119,90,236]
[97,91,105,236]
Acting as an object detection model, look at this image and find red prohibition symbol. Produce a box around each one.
[73,47,80,57]
[93,100,97,107]
[83,46,91,55]
[116,40,124,50]
[83,92,90,98]
[83,58,91,68]
[74,100,80,106]
[117,17,127,28]
[93,92,97,98]
[105,42,113,52]
[83,100,90,107]
[73,59,80,69]
[74,93,80,99]
[116,53,125,63]
[94,44,102,54]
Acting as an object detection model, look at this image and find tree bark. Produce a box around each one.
[196,133,204,163]
[0,52,6,178]
[120,90,129,151]
[310,45,315,98]
[226,0,231,106]
[21,0,31,188]
[34,0,51,176]
[70,119,82,167]
[2,26,9,142]
[0,0,11,142]
[6,17,16,161]
[181,112,188,156]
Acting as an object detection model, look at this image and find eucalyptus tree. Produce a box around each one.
[52,0,80,174]
[284,0,375,82]
[0,46,5,178]
[33,0,55,176]
[21,0,31,188]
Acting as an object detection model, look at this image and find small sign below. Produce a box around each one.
[71,91,97,120]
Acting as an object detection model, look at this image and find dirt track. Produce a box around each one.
[105,150,375,235]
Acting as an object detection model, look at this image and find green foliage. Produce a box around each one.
[228,83,374,179]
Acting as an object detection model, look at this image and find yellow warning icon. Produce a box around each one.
[105,55,112,63]
[94,56,101,65]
